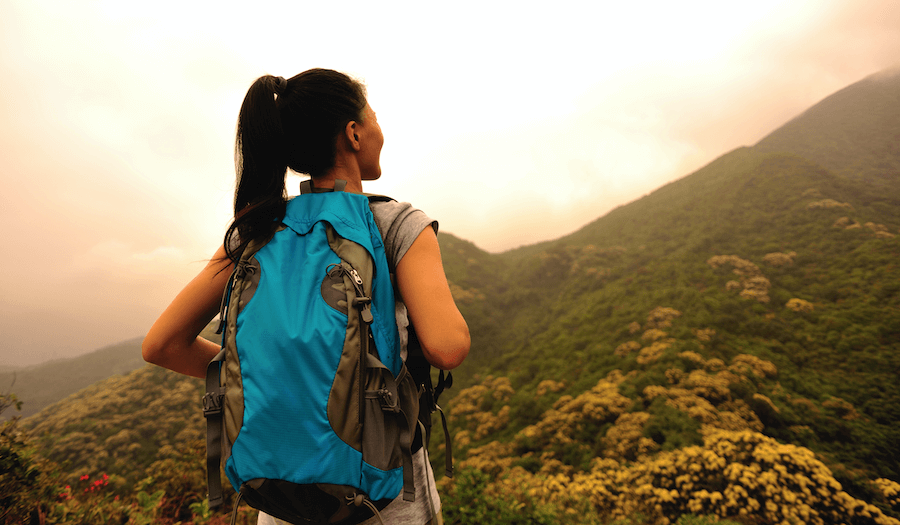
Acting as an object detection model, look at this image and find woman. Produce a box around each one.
[143,68,470,525]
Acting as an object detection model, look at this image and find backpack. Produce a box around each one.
[202,180,421,524]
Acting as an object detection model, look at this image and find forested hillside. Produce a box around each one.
[0,338,146,420]
[4,70,900,524]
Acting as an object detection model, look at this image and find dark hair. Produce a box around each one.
[224,68,368,263]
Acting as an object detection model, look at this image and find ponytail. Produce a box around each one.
[224,75,288,263]
[223,69,367,263]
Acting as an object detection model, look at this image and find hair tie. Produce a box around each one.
[274,76,288,95]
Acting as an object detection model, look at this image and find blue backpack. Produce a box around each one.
[203,180,420,524]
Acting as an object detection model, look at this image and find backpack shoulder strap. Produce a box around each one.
[365,193,395,203]
[203,349,226,508]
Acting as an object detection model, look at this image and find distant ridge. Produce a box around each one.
[754,68,900,185]
[2,337,146,419]
[509,68,900,260]
[4,321,220,420]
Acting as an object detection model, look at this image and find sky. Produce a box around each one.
[2,0,899,368]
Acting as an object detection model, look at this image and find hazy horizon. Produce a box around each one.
[2,0,900,368]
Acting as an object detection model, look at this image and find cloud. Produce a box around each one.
[2,0,900,366]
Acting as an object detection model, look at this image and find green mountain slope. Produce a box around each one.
[438,70,900,522]
[1,337,146,419]
[755,68,900,188]
[3,323,221,421]
[23,364,205,488]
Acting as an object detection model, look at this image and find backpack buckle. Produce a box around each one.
[203,392,224,417]
[374,389,400,413]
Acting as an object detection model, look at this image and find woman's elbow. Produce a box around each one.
[424,329,470,370]
[141,334,167,366]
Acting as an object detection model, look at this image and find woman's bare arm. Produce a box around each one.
[142,246,233,378]
[395,228,470,370]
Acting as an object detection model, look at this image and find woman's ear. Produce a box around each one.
[344,120,361,151]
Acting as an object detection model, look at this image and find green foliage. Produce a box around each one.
[24,364,206,489]
[643,397,703,451]
[440,468,562,525]
[1,392,58,524]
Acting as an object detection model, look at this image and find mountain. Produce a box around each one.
[18,71,900,524]
[755,68,900,189]
[1,337,146,419]
[439,69,900,521]
[3,322,221,421]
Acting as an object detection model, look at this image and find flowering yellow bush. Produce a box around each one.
[444,341,898,525]
[728,354,778,379]
[865,222,896,238]
[642,328,670,342]
[451,375,515,420]
[602,412,660,461]
[752,393,780,414]
[494,431,900,525]
[640,352,773,437]
[707,255,771,302]
[623,430,900,524]
[833,216,859,228]
[678,351,705,364]
[637,340,672,365]
[786,298,814,312]
[682,369,733,401]
[615,340,642,357]
[725,280,742,291]
[515,371,632,453]
[457,440,517,476]
[536,379,566,397]
[821,397,861,420]
[471,405,511,439]
[647,307,682,329]
[807,198,853,210]
[666,368,684,385]
[762,251,796,267]
[693,328,716,343]
[875,478,900,509]
[739,276,771,303]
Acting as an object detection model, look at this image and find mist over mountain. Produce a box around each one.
[755,67,900,186]
[13,71,900,524]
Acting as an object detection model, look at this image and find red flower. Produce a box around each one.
[80,474,90,481]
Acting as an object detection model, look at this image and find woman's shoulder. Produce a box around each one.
[369,197,413,220]
[369,199,436,236]
[369,198,437,269]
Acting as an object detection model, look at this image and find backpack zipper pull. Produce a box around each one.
[348,268,373,324]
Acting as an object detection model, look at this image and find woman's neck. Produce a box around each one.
[313,169,363,193]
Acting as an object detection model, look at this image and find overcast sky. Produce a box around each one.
[2,0,899,367]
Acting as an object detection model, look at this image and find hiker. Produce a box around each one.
[143,68,470,525]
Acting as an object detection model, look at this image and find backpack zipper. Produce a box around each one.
[328,264,373,324]
[217,259,256,336]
